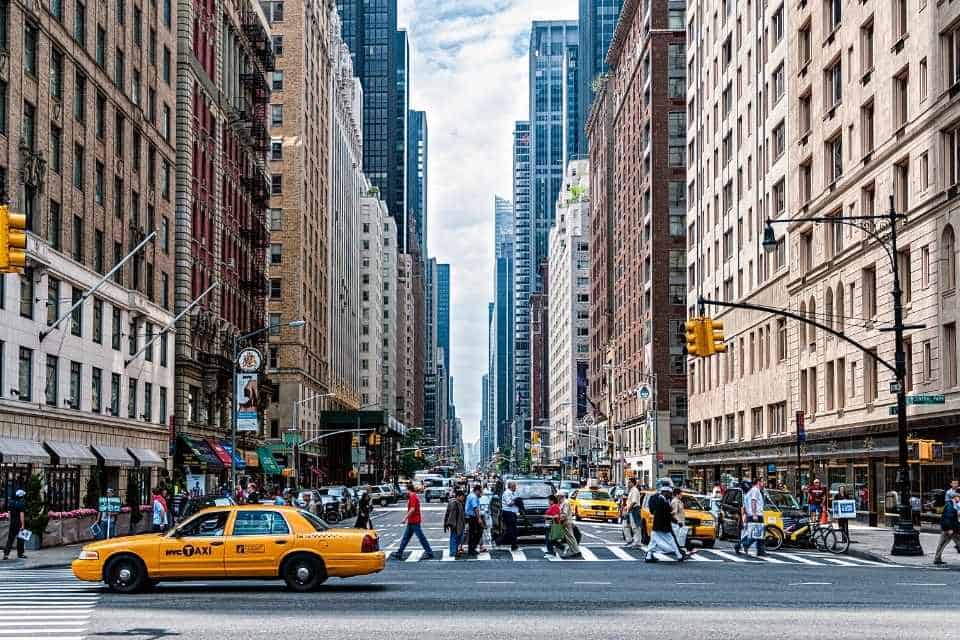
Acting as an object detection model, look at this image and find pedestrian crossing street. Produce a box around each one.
[387,544,897,567]
[0,568,100,640]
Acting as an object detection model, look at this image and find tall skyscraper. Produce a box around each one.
[436,264,451,375]
[494,196,516,453]
[395,30,410,251]
[577,0,624,155]
[511,122,532,445]
[335,0,408,246]
[407,110,429,255]
[424,259,439,440]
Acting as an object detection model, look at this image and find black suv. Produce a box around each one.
[489,480,556,540]
[717,487,809,540]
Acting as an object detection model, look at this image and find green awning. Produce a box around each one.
[257,446,283,475]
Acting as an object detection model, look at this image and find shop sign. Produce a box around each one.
[98,497,121,513]
[237,348,263,372]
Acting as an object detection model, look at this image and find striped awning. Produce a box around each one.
[91,444,135,467]
[44,441,97,466]
[0,438,50,465]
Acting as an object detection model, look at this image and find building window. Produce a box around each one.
[862,265,877,318]
[70,287,82,336]
[798,21,811,66]
[111,306,121,350]
[893,69,909,130]
[667,112,685,166]
[93,297,103,343]
[772,120,786,160]
[94,160,104,203]
[45,355,58,407]
[825,0,842,31]
[144,322,153,361]
[270,244,282,264]
[943,226,957,290]
[128,377,137,418]
[50,48,64,99]
[74,1,86,44]
[861,100,875,155]
[272,35,283,56]
[271,104,283,127]
[772,64,785,103]
[160,332,168,366]
[110,373,120,416]
[825,58,842,109]
[114,47,125,90]
[271,174,282,195]
[47,277,60,326]
[920,57,928,101]
[272,71,283,91]
[270,139,282,161]
[799,159,812,203]
[20,270,34,319]
[826,133,843,184]
[892,0,907,41]
[143,382,152,421]
[773,178,786,216]
[860,18,874,75]
[24,22,38,77]
[96,25,106,67]
[159,386,167,424]
[18,347,33,401]
[270,279,281,299]
[269,208,282,231]
[91,367,102,412]
[894,158,909,213]
[667,44,685,98]
[72,214,83,262]
[69,361,81,409]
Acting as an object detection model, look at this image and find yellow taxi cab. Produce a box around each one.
[639,490,717,548]
[569,488,620,522]
[72,504,384,593]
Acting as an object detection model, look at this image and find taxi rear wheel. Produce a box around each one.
[104,554,148,594]
[282,554,326,592]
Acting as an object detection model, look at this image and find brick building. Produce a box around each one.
[173,0,273,491]
[587,0,689,486]
[0,0,178,509]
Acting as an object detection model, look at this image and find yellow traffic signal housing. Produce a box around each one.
[351,436,360,448]
[414,449,423,459]
[685,318,706,357]
[0,206,27,272]
[708,318,727,354]
[373,434,382,445]
[532,431,541,445]
[367,433,376,446]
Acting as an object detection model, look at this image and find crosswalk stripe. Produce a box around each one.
[441,550,456,562]
[753,553,788,564]
[776,552,823,565]
[686,551,722,562]
[405,550,423,562]
[476,551,492,561]
[704,549,752,562]
[607,546,638,561]
[578,547,600,561]
[510,549,526,562]
[816,556,864,567]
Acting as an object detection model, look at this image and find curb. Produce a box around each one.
[0,562,73,570]
[846,546,893,564]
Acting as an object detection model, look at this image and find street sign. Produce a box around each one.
[637,384,652,400]
[351,447,366,464]
[889,381,901,394]
[98,497,121,513]
[795,411,806,443]
[282,431,301,446]
[907,394,945,405]
[889,405,899,415]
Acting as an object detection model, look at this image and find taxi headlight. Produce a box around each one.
[78,550,99,561]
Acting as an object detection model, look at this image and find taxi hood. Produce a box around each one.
[81,532,165,552]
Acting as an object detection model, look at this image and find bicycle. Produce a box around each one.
[764,517,849,554]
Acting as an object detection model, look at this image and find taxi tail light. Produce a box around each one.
[361,534,379,553]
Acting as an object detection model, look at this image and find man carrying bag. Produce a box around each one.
[2,489,27,560]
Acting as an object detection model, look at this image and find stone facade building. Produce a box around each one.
[686,0,960,522]
[0,0,178,507]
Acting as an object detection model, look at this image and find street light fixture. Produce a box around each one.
[230,318,306,489]
[751,198,922,556]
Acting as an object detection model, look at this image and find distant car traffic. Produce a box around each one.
[568,489,619,523]
[490,480,556,539]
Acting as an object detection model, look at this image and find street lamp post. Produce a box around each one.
[759,195,922,556]
[291,392,335,487]
[230,319,306,490]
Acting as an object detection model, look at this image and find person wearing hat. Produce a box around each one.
[645,480,686,562]
[2,489,27,560]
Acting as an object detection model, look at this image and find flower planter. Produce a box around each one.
[59,515,99,546]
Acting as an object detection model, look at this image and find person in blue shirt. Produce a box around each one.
[465,484,484,556]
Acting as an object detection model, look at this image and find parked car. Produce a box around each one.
[378,484,399,504]
[318,486,357,518]
[298,490,342,523]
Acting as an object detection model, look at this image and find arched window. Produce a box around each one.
[835,283,845,333]
[942,225,956,291]
[808,296,817,351]
[825,287,834,331]
[799,300,807,346]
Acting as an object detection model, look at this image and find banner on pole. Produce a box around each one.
[236,373,260,432]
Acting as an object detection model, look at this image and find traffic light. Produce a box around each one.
[374,434,382,445]
[367,433,376,446]
[414,448,423,459]
[0,205,27,273]
[532,431,541,445]
[685,318,707,357]
[351,435,360,448]
[707,318,727,354]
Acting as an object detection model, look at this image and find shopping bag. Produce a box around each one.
[16,529,32,542]
[747,522,765,540]
[549,522,566,542]
[89,522,103,539]
[820,507,829,524]
[672,523,688,547]
[621,517,634,541]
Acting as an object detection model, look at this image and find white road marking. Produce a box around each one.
[789,582,833,586]
[752,553,788,564]
[685,551,722,562]
[510,549,526,562]
[775,552,823,565]
[405,550,423,562]
[476,551,492,561]
[574,581,611,585]
[607,546,638,561]
[703,549,750,563]
[896,582,946,587]
[676,582,715,585]
[578,547,600,561]
[476,581,515,584]
[816,556,864,567]
[441,550,456,562]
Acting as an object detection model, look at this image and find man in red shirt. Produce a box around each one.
[807,478,827,520]
[391,482,435,560]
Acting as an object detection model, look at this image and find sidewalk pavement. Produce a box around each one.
[0,544,81,570]
[846,524,959,569]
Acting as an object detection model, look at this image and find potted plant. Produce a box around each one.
[23,473,48,550]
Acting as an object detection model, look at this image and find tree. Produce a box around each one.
[24,473,48,539]
[399,428,430,478]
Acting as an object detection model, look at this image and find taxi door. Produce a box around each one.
[156,510,230,578]
[224,510,293,577]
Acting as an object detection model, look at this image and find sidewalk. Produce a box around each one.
[846,524,959,569]
[0,544,81,570]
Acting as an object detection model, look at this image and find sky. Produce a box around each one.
[398,0,578,445]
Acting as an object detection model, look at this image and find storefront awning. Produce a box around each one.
[219,440,246,469]
[44,441,97,466]
[257,446,283,475]
[91,444,135,467]
[0,437,50,465]
[207,438,245,469]
[127,447,165,468]
[178,436,224,470]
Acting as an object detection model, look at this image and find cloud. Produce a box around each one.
[399,0,578,445]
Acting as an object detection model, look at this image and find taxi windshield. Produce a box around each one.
[765,490,801,509]
[681,495,706,510]
[578,491,611,501]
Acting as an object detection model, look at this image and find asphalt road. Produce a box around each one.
[14,502,960,640]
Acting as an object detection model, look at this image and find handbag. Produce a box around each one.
[16,529,32,542]
[549,522,566,543]
[747,521,765,540]
[672,523,688,547]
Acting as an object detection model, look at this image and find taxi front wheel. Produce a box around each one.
[105,554,148,594]
[282,554,327,592]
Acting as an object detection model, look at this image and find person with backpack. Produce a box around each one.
[2,489,27,560]
[645,480,686,562]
